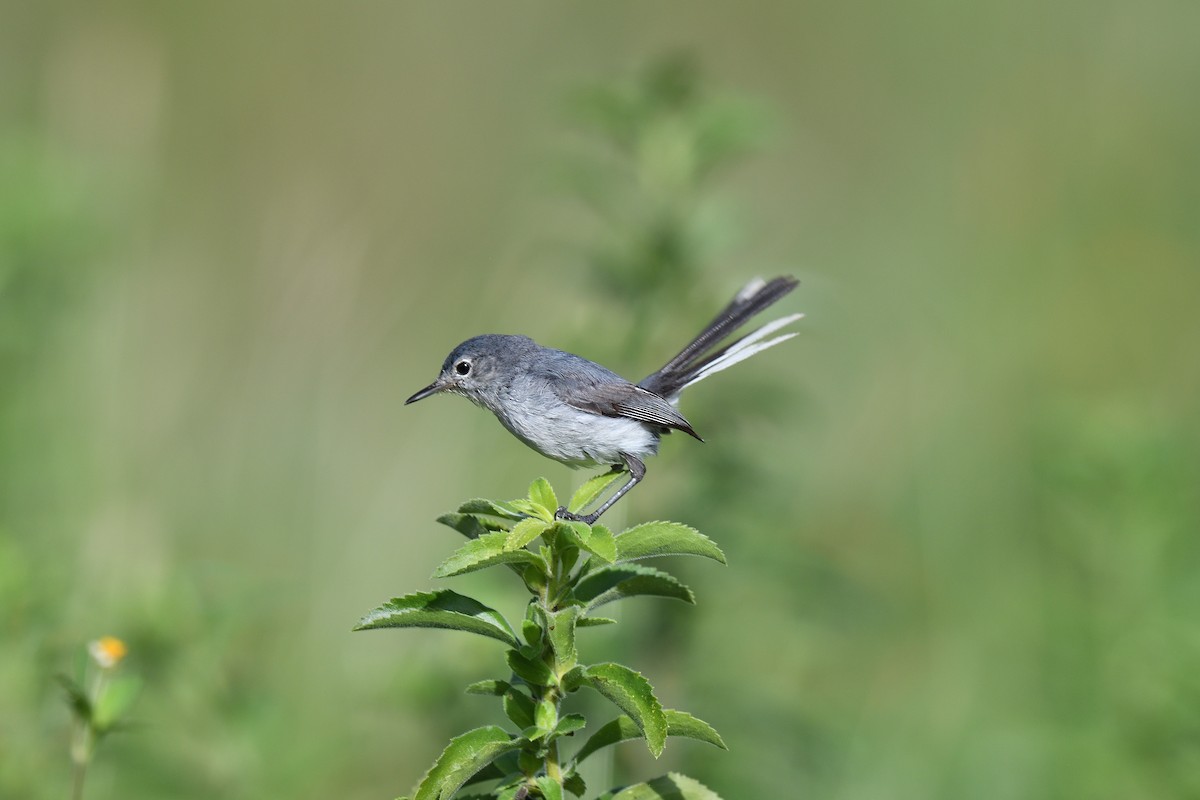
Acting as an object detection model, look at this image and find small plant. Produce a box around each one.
[355,474,728,800]
[58,636,141,800]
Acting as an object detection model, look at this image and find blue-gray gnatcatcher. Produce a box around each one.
[406,276,802,523]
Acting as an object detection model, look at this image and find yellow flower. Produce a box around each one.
[88,636,128,669]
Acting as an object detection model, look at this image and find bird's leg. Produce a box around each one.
[555,455,646,525]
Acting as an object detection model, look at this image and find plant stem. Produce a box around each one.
[70,758,87,800]
[544,739,563,785]
[538,531,566,794]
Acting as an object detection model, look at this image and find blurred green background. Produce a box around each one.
[3,2,1199,798]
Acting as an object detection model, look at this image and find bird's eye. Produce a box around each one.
[455,360,471,376]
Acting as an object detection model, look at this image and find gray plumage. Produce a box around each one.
[406,276,802,523]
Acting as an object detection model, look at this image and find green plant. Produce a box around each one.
[355,474,728,800]
[58,637,141,800]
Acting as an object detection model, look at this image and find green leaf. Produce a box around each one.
[458,498,526,520]
[573,710,726,765]
[577,615,617,627]
[585,524,617,563]
[465,679,511,696]
[94,675,142,731]
[535,698,558,732]
[506,518,550,551]
[503,688,535,729]
[508,498,553,522]
[518,750,541,775]
[568,469,625,513]
[506,650,553,688]
[56,674,92,722]
[354,590,519,648]
[561,666,585,693]
[662,710,726,750]
[563,772,587,797]
[575,564,695,610]
[523,564,549,593]
[553,713,587,737]
[436,512,491,540]
[528,478,558,515]
[614,522,725,564]
[581,663,667,757]
[547,606,581,672]
[433,531,547,579]
[559,522,616,564]
[460,752,517,788]
[536,776,564,800]
[409,726,521,800]
[595,772,723,800]
[522,617,542,646]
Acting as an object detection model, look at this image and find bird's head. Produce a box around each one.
[405,334,533,408]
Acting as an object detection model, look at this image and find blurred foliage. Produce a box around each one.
[559,53,770,363]
[2,4,1199,800]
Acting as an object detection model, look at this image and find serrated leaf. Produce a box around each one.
[575,564,695,610]
[354,590,518,647]
[465,680,511,696]
[614,522,725,564]
[576,616,617,627]
[554,714,587,737]
[506,518,550,551]
[547,606,581,672]
[507,498,552,522]
[436,512,491,540]
[506,650,553,687]
[559,522,616,564]
[460,759,507,788]
[536,776,564,800]
[528,478,558,515]
[568,470,625,513]
[457,498,525,520]
[502,688,535,729]
[595,772,723,800]
[564,771,587,797]
[581,663,667,757]
[573,709,725,765]
[661,710,726,750]
[409,726,521,800]
[433,531,547,579]
[584,524,617,563]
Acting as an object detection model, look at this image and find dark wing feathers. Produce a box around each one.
[544,365,702,440]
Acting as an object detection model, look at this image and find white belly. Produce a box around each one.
[492,397,658,467]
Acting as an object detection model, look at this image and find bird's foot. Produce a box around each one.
[554,506,599,525]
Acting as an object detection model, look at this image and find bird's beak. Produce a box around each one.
[405,379,444,405]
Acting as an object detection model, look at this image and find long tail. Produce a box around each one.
[638,276,802,401]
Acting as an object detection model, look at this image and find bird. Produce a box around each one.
[405,276,802,524]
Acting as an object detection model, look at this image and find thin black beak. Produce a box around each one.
[405,381,443,405]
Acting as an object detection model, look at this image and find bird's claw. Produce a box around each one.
[555,506,600,525]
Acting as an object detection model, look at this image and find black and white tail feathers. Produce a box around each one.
[638,276,802,402]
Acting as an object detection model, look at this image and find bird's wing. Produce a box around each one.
[556,380,703,441]
[540,367,700,441]
[532,348,703,441]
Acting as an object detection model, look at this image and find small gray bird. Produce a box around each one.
[406,276,802,523]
